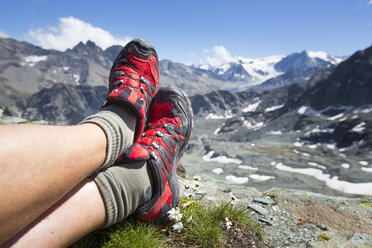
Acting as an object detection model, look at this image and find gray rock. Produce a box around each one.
[248,203,269,215]
[254,197,274,205]
[259,217,275,226]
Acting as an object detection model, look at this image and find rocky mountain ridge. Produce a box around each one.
[0,37,343,108]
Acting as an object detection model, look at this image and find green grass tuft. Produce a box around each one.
[70,198,262,248]
[103,222,167,248]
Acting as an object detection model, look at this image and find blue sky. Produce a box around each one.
[0,0,372,64]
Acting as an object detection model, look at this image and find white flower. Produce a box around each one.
[172,222,183,232]
[185,192,195,198]
[168,208,182,222]
[184,184,190,190]
[230,193,238,204]
[193,176,201,181]
[225,217,233,229]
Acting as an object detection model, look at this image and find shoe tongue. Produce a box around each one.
[118,143,150,163]
[148,101,174,123]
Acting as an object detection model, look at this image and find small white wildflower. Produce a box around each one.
[225,217,233,229]
[172,222,183,233]
[186,215,193,223]
[182,201,194,208]
[193,176,201,181]
[168,208,183,222]
[185,192,195,198]
[230,193,238,204]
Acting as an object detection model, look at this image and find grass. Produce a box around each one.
[70,198,263,248]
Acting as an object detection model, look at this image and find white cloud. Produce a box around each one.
[205,46,238,67]
[369,0,372,5]
[26,16,131,51]
[0,30,10,38]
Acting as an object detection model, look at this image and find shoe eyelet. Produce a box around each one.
[156,131,163,137]
[151,141,159,149]
[140,85,145,93]
[150,151,158,160]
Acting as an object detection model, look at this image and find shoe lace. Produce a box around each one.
[111,61,154,103]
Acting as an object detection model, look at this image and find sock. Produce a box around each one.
[80,105,136,169]
[91,160,153,228]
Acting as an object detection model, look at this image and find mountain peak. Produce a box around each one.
[70,40,102,54]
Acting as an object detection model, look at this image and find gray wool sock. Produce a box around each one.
[80,105,136,169]
[91,160,153,228]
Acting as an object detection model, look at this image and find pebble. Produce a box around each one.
[254,197,274,205]
[247,204,269,215]
[272,206,280,212]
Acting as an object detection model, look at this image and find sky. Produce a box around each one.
[0,0,372,65]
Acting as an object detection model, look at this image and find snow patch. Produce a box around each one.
[304,127,334,136]
[268,130,283,135]
[294,142,303,147]
[243,101,261,112]
[22,55,47,67]
[361,167,372,173]
[206,110,234,119]
[326,143,337,149]
[341,163,350,169]
[327,113,344,121]
[297,106,320,115]
[265,104,284,112]
[212,168,224,175]
[274,163,372,196]
[238,165,258,170]
[243,121,264,130]
[359,161,369,166]
[225,175,249,184]
[202,151,242,164]
[307,162,326,170]
[249,174,275,181]
[351,122,366,133]
[73,74,80,83]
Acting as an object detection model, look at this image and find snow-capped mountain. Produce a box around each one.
[198,50,344,91]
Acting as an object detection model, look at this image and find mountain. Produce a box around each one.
[0,37,114,108]
[4,83,107,125]
[274,50,341,72]
[159,59,225,94]
[3,43,371,197]
[0,37,344,108]
[199,51,343,92]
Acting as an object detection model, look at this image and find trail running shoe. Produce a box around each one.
[119,86,193,226]
[105,38,159,141]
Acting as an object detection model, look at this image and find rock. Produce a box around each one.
[254,197,274,205]
[247,204,269,215]
[259,218,275,226]
[176,163,186,178]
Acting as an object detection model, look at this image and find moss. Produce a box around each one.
[318,234,331,241]
[359,202,372,207]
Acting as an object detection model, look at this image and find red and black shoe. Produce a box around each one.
[120,86,193,226]
[105,39,159,142]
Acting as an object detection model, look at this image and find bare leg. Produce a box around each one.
[0,123,106,243]
[2,178,105,248]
